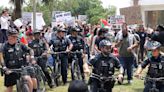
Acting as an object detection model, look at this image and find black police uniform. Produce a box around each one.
[141,54,164,92]
[28,39,53,85]
[68,35,85,79]
[49,35,72,83]
[2,42,31,87]
[88,53,121,92]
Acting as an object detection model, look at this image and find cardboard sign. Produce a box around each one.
[14,19,23,28]
[78,15,87,21]
[109,15,125,24]
[22,12,46,30]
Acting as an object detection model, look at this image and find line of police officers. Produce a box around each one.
[0,26,87,92]
[0,25,164,92]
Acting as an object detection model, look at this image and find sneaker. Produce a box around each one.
[128,80,133,84]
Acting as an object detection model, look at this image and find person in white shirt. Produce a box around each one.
[0,9,10,43]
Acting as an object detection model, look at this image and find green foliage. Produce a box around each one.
[23,0,116,25]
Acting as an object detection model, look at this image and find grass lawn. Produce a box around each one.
[0,73,145,92]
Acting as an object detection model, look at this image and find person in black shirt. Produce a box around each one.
[135,41,164,92]
[68,27,85,80]
[49,27,73,84]
[94,28,108,54]
[85,40,124,92]
[1,28,37,92]
[137,25,147,62]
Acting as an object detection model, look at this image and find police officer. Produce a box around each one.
[85,40,124,92]
[28,30,54,88]
[135,41,164,92]
[68,27,85,80]
[1,28,37,92]
[49,27,73,84]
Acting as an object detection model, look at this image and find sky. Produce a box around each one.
[0,0,131,14]
[0,0,131,8]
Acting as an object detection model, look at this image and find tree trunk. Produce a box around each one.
[13,0,22,20]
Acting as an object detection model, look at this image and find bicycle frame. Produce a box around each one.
[10,66,34,92]
[70,50,83,80]
[144,77,164,92]
[90,73,115,92]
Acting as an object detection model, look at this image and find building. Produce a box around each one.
[120,0,164,28]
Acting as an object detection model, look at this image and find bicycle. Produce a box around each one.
[32,64,46,92]
[5,66,34,92]
[89,73,116,92]
[143,77,164,92]
[49,51,67,86]
[70,50,83,80]
[35,56,54,88]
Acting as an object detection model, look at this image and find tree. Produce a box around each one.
[23,0,116,25]
[10,0,23,20]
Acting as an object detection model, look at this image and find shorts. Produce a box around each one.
[4,67,36,87]
[4,73,20,87]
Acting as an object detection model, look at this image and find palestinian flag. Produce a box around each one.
[100,19,110,28]
[19,32,28,45]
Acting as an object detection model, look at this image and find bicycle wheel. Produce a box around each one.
[54,62,61,86]
[16,80,21,92]
[149,88,159,92]
[47,65,55,82]
[35,65,46,92]
[22,84,30,92]
[71,60,82,80]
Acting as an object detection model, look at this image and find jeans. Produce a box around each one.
[119,57,134,80]
[0,29,7,43]
[144,81,164,92]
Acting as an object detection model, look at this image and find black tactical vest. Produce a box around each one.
[3,43,26,68]
[148,56,164,78]
[52,37,67,52]
[69,36,84,51]
[30,40,45,57]
[93,56,115,77]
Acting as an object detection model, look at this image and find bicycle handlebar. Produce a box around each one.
[9,66,34,74]
[48,51,68,55]
[48,50,83,55]
[142,77,164,82]
[90,73,115,81]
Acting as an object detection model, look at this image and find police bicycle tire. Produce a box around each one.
[143,77,164,92]
[16,80,21,92]
[9,67,32,92]
[46,65,55,84]
[34,65,46,92]
[149,88,159,92]
[71,60,82,80]
[22,83,30,92]
[89,73,115,92]
[54,60,61,86]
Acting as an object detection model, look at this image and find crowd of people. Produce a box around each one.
[0,8,164,92]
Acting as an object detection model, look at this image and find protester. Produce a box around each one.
[115,23,138,84]
[0,9,10,43]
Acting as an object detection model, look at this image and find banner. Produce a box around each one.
[22,12,46,30]
[52,11,65,22]
[52,11,72,22]
[78,15,87,21]
[109,15,125,24]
